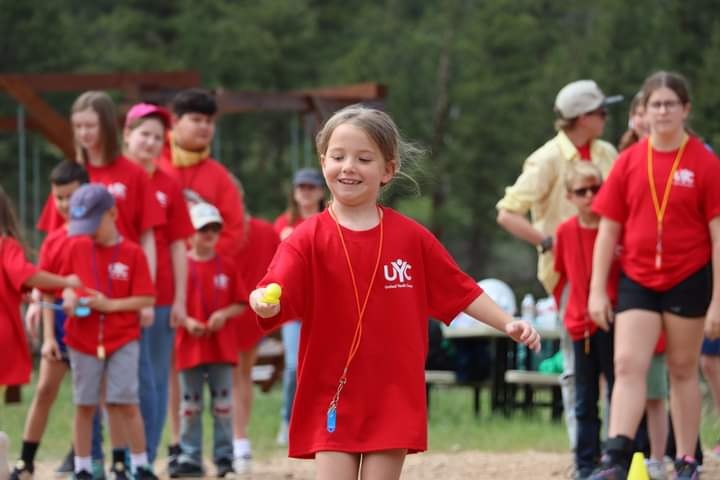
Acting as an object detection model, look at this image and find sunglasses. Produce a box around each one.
[586,107,608,118]
[571,185,601,197]
[198,223,222,233]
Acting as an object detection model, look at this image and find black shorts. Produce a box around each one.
[615,264,712,318]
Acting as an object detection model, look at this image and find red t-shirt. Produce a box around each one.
[258,208,483,458]
[577,143,592,160]
[0,237,38,386]
[148,168,194,306]
[593,137,720,290]
[60,237,155,356]
[38,225,71,298]
[175,254,248,370]
[234,217,280,351]
[37,156,163,243]
[274,211,303,240]
[554,217,620,341]
[157,149,245,259]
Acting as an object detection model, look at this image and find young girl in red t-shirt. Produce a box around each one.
[588,71,720,479]
[251,106,541,479]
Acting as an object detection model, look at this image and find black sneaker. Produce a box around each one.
[133,466,158,480]
[56,448,75,476]
[73,471,93,480]
[216,458,234,478]
[674,456,700,480]
[167,445,180,478]
[9,459,33,479]
[172,461,204,478]
[587,463,627,480]
[108,462,131,480]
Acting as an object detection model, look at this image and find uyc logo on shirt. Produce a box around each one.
[108,262,129,281]
[673,168,695,188]
[383,259,414,289]
[214,274,229,289]
[156,190,168,207]
[106,182,128,200]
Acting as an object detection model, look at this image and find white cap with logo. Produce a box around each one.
[190,202,223,230]
[555,80,623,119]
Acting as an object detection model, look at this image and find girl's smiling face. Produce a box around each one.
[320,123,395,209]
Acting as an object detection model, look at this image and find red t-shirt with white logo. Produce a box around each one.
[148,168,194,306]
[60,237,155,356]
[593,136,720,290]
[0,237,38,386]
[175,254,248,370]
[258,208,483,458]
[554,217,620,341]
[37,156,163,243]
[157,149,245,259]
[234,217,280,351]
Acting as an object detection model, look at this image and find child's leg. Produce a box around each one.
[178,366,205,466]
[22,357,68,442]
[232,348,257,462]
[316,451,361,480]
[67,347,104,473]
[572,334,602,476]
[146,305,174,462]
[646,399,668,460]
[280,320,301,439]
[700,351,720,413]
[360,449,407,480]
[137,327,157,458]
[207,364,234,465]
[168,351,181,445]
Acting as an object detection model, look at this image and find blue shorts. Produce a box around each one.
[702,338,720,356]
[52,298,69,360]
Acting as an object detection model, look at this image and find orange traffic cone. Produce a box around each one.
[627,452,650,480]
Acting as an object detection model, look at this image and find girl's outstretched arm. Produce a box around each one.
[463,292,541,352]
[25,271,81,291]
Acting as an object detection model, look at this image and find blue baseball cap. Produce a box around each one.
[293,168,323,187]
[68,183,115,236]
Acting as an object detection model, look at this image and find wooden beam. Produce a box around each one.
[0,71,200,93]
[0,116,40,132]
[293,82,387,101]
[217,90,310,114]
[0,76,74,158]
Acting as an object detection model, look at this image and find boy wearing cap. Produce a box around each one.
[496,79,621,450]
[173,203,248,478]
[60,184,157,480]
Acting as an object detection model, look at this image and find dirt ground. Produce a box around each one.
[32,450,720,479]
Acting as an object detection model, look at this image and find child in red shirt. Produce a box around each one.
[251,106,541,478]
[10,161,91,479]
[123,103,195,465]
[174,202,247,478]
[554,162,618,478]
[588,71,720,479]
[60,184,156,480]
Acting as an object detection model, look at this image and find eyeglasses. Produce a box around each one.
[571,185,601,197]
[198,223,221,233]
[647,100,683,112]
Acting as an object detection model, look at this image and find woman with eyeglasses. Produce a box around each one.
[588,71,720,479]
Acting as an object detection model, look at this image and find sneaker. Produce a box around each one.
[172,462,204,478]
[167,445,180,478]
[56,448,75,476]
[216,458,234,477]
[276,420,288,446]
[73,471,94,480]
[587,462,627,480]
[133,466,158,480]
[108,461,131,480]
[646,458,667,480]
[574,468,592,480]
[91,459,106,480]
[9,459,33,480]
[674,456,700,480]
[233,454,252,475]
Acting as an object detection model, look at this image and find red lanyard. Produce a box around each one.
[326,204,384,432]
[90,240,121,359]
[647,135,688,270]
[189,255,222,320]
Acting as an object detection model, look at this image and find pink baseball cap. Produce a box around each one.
[125,103,172,129]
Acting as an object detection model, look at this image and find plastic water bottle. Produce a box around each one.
[520,293,535,323]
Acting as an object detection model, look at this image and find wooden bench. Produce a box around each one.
[504,369,563,419]
[425,370,487,417]
[252,337,284,393]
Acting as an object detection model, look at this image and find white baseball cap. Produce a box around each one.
[190,202,223,230]
[555,80,623,119]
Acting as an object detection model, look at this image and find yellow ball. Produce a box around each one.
[262,283,282,304]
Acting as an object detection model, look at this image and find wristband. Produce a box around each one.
[539,235,553,254]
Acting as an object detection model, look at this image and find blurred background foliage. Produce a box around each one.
[2,0,719,296]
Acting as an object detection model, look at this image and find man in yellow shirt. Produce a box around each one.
[496,79,620,451]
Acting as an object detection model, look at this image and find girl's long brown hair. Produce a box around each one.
[0,185,28,255]
[72,91,120,165]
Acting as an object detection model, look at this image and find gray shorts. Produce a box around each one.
[646,354,669,400]
[68,341,140,406]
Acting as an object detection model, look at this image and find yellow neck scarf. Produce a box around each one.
[170,132,210,168]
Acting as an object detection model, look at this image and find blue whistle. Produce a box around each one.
[326,408,336,433]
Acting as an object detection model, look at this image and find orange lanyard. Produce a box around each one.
[646,135,688,270]
[326,204,384,432]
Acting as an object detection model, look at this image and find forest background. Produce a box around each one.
[2,0,720,296]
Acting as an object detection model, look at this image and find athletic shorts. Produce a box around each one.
[702,338,720,356]
[646,354,668,400]
[68,341,139,406]
[52,298,69,362]
[616,264,711,318]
